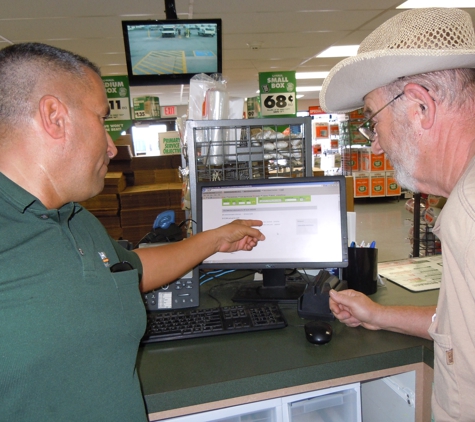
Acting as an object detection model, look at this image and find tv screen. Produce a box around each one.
[121,19,222,86]
[196,176,349,302]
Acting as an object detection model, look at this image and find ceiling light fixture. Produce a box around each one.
[316,45,359,58]
[296,72,329,79]
[398,0,475,8]
[296,86,322,92]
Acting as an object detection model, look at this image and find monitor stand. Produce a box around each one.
[232,269,306,304]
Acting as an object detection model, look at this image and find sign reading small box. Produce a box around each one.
[159,131,181,155]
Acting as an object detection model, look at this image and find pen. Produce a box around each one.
[370,241,376,248]
[350,241,356,248]
[360,240,366,247]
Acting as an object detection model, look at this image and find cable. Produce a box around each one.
[200,269,236,285]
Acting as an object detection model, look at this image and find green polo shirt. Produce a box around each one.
[0,173,148,421]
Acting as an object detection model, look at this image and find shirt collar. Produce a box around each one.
[0,172,82,216]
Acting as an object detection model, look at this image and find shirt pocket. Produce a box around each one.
[428,319,460,419]
[110,270,147,341]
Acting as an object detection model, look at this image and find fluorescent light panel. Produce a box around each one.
[296,86,321,92]
[317,45,359,58]
[296,71,329,79]
[398,0,475,7]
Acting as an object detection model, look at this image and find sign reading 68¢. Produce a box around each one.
[259,71,297,118]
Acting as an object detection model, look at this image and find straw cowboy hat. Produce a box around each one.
[320,8,475,113]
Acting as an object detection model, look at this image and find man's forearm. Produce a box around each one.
[376,305,436,340]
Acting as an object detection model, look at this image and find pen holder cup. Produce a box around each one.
[342,247,378,295]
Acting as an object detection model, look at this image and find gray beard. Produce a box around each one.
[387,120,420,193]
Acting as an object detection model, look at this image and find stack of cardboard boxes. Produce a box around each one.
[79,151,185,246]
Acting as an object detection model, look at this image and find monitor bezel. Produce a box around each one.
[196,176,349,270]
[121,18,223,86]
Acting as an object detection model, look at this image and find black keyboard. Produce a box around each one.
[142,303,287,344]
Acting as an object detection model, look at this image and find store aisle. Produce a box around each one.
[353,197,413,263]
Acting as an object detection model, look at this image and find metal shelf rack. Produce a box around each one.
[184,117,313,227]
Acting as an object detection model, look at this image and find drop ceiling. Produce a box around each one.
[2,1,475,107]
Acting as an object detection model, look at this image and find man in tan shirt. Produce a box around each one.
[321,8,475,421]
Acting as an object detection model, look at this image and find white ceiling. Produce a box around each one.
[2,1,475,106]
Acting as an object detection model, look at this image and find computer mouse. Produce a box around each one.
[304,320,333,345]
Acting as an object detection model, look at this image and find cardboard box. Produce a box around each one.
[345,176,355,212]
[353,171,370,198]
[314,123,329,138]
[120,206,185,227]
[370,172,386,197]
[385,153,394,171]
[79,194,119,215]
[329,124,339,136]
[101,172,127,194]
[342,150,359,172]
[119,184,171,209]
[360,148,385,172]
[349,108,365,119]
[385,171,402,196]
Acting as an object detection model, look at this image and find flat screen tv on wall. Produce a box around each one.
[121,18,222,86]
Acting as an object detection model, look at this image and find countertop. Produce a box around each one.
[137,273,438,415]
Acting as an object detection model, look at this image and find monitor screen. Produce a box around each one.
[121,19,222,86]
[196,176,349,303]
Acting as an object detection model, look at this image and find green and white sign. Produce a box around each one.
[159,131,181,155]
[259,71,297,118]
[133,96,160,120]
[101,75,132,141]
[246,96,261,119]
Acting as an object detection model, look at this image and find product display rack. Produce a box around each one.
[184,117,313,227]
[338,115,370,175]
[409,193,442,257]
[339,111,403,198]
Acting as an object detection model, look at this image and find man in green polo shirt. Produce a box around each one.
[0,42,265,421]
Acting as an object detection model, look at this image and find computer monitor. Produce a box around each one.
[121,18,222,86]
[196,176,349,303]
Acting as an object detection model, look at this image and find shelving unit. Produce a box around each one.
[183,117,313,226]
[338,109,403,198]
[409,193,442,257]
[311,113,342,175]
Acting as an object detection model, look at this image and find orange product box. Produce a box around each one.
[360,148,385,172]
[342,150,359,172]
[359,148,371,171]
[312,143,322,154]
[315,123,329,138]
[385,171,401,196]
[370,172,386,197]
[349,108,365,119]
[329,124,339,136]
[385,153,394,171]
[353,171,370,197]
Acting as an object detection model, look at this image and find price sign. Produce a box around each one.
[261,93,295,116]
[133,97,160,120]
[259,71,297,118]
[102,75,133,141]
[246,96,261,119]
[107,98,131,121]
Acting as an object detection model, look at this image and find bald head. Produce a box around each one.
[0,43,101,131]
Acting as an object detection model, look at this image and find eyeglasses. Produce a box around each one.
[358,92,404,142]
